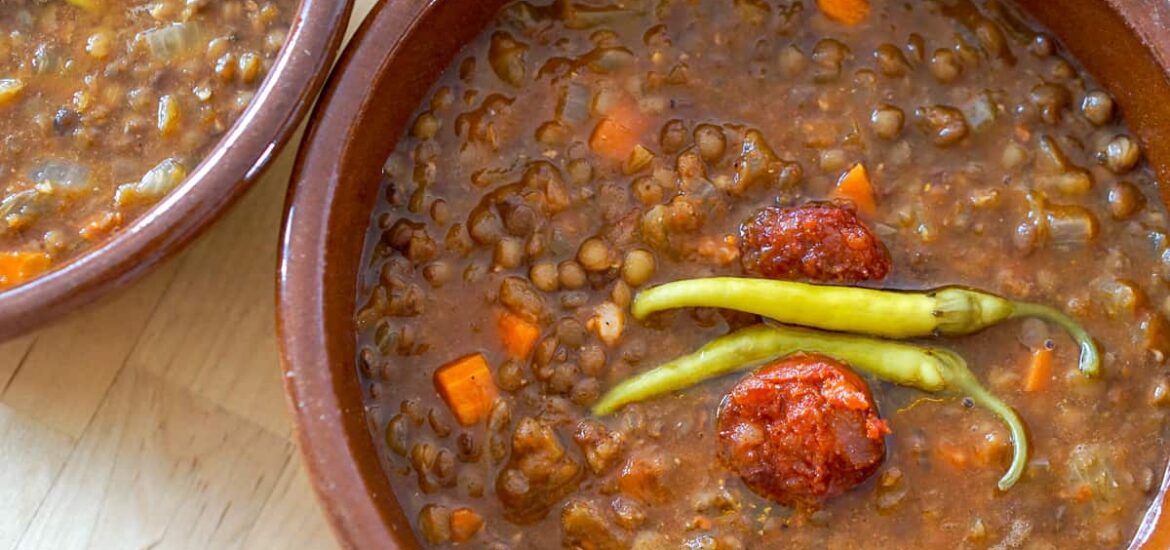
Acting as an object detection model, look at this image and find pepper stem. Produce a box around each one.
[930,348,1028,490]
[931,287,1015,335]
[977,388,1029,491]
[1009,301,1101,378]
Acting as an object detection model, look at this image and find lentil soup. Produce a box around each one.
[354,0,1170,547]
[0,0,295,289]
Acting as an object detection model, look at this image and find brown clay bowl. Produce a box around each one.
[0,0,354,342]
[278,0,1170,547]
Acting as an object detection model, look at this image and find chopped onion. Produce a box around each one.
[32,44,60,75]
[114,158,187,207]
[1046,205,1098,245]
[29,160,92,195]
[138,158,187,196]
[1035,135,1071,173]
[589,301,625,347]
[0,189,43,221]
[590,86,622,117]
[586,47,635,74]
[1016,318,1050,350]
[1065,444,1121,503]
[561,3,628,29]
[140,23,200,60]
[963,90,997,132]
[0,78,25,107]
[1034,169,1092,195]
[559,82,591,124]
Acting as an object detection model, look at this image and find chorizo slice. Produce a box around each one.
[739,202,891,282]
[717,353,889,507]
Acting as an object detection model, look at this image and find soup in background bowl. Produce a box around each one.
[0,0,352,340]
[279,0,1170,547]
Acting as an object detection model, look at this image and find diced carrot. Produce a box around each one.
[690,515,712,531]
[831,163,877,216]
[497,310,540,359]
[1023,346,1054,392]
[79,211,124,241]
[971,431,1009,467]
[589,101,646,161]
[449,508,484,543]
[618,456,669,503]
[1072,483,1094,503]
[935,442,969,469]
[434,353,498,426]
[1014,124,1032,143]
[696,235,740,266]
[0,251,51,290]
[816,0,871,25]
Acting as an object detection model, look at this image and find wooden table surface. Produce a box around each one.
[1,2,377,548]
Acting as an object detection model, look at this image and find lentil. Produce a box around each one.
[870,104,904,140]
[1082,91,1115,126]
[1103,134,1141,174]
[577,237,612,272]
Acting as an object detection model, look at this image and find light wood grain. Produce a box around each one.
[16,367,291,550]
[0,405,72,549]
[0,334,35,392]
[1,1,379,548]
[128,133,297,438]
[2,260,181,438]
[243,454,338,550]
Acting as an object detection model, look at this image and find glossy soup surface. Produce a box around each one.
[356,0,1170,547]
[0,0,295,289]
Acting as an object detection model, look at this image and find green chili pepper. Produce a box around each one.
[630,277,1099,378]
[592,324,1029,490]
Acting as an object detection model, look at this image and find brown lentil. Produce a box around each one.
[558,260,588,289]
[577,237,612,272]
[1102,134,1141,174]
[870,105,904,140]
[1081,91,1115,126]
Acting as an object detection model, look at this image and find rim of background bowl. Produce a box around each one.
[279,0,1170,548]
[0,0,354,342]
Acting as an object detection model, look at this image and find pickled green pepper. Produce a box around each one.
[630,277,1099,377]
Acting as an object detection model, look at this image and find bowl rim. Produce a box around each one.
[278,0,1170,548]
[0,0,355,341]
[279,0,437,546]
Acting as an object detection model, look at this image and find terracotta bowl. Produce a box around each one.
[278,0,1170,547]
[0,0,354,341]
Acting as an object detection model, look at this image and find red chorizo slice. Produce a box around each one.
[717,354,889,508]
[738,202,891,282]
